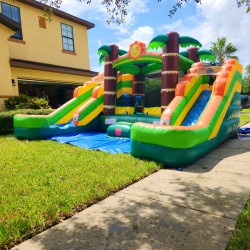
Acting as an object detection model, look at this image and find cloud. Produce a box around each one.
[158,0,250,68]
[60,0,105,17]
[60,0,150,34]
[61,0,249,71]
[115,26,154,51]
[197,0,250,68]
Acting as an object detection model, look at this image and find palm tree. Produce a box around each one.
[210,37,238,64]
[180,47,215,62]
[148,32,202,110]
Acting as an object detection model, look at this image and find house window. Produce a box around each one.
[61,23,75,52]
[1,2,22,40]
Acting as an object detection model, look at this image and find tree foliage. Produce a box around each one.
[210,37,238,64]
[40,0,250,24]
[236,0,250,13]
[242,65,250,95]
[40,0,129,24]
[144,78,161,107]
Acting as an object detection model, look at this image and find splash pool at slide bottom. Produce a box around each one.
[49,132,130,154]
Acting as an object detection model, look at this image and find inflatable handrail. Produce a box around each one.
[160,62,205,125]
[73,85,104,126]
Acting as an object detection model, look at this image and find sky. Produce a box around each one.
[60,0,250,73]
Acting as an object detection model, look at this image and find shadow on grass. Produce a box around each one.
[11,137,250,250]
[14,160,250,250]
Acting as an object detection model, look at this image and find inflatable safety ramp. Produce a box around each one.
[14,82,104,139]
[130,59,242,167]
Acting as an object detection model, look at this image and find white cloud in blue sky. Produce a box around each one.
[61,0,250,73]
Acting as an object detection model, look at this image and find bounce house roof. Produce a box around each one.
[112,52,194,75]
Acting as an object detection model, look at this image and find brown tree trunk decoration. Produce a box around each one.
[103,44,119,116]
[133,73,145,113]
[188,47,200,62]
[161,31,179,113]
[133,74,145,101]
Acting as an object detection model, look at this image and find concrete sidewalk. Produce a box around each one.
[13,137,250,250]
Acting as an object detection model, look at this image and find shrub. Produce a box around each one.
[4,94,29,110]
[144,78,161,107]
[4,95,50,110]
[0,109,54,134]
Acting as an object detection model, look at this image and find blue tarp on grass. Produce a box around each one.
[238,127,250,140]
[49,126,250,153]
[239,127,250,134]
[49,132,131,154]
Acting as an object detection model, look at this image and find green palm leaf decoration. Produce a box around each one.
[180,51,188,57]
[179,36,202,48]
[98,54,105,64]
[148,35,169,50]
[118,49,128,56]
[98,45,112,64]
[197,49,215,61]
[98,45,111,56]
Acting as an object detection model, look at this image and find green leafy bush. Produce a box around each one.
[0,109,54,134]
[4,95,50,110]
[144,78,161,107]
[4,94,29,110]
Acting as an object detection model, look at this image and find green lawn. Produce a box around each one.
[227,115,250,249]
[241,108,250,113]
[240,113,250,126]
[227,196,250,250]
[0,135,159,248]
[240,108,250,127]
[1,113,250,249]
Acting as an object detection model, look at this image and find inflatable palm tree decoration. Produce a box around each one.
[98,45,127,64]
[97,45,127,116]
[180,47,215,62]
[148,32,202,110]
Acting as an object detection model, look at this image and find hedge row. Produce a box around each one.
[0,109,54,134]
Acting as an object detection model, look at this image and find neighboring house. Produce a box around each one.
[0,0,97,110]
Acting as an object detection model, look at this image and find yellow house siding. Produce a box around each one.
[2,0,91,70]
[0,24,15,110]
[0,0,96,111]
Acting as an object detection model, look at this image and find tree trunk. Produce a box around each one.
[103,44,119,116]
[188,47,199,62]
[161,31,179,113]
[133,73,145,113]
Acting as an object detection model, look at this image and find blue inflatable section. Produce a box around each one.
[181,90,211,126]
[49,132,131,154]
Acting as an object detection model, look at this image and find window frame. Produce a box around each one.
[1,1,23,40]
[61,23,75,53]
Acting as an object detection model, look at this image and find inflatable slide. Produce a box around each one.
[14,82,104,139]
[130,59,243,167]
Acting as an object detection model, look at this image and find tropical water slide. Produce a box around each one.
[130,59,243,167]
[14,82,104,139]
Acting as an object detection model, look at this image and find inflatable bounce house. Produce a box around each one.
[14,31,243,167]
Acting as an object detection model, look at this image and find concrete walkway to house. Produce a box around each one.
[14,126,250,250]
